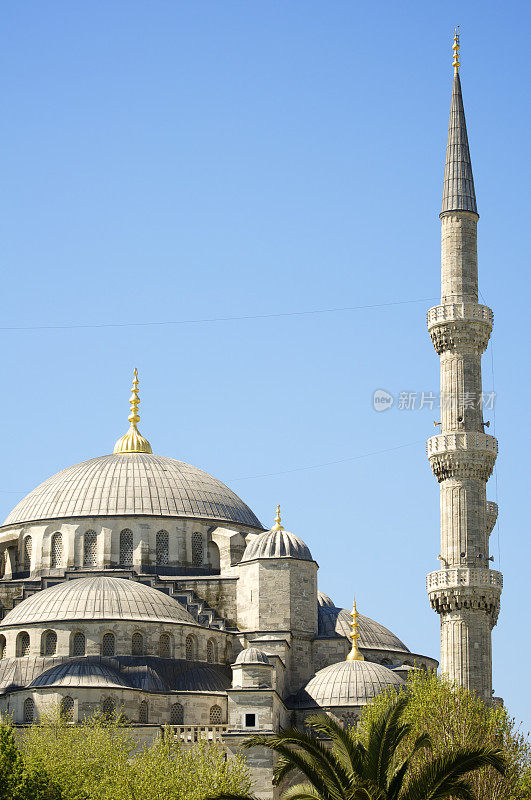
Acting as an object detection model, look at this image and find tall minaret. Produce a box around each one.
[426,30,502,700]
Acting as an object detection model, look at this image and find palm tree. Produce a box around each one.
[208,695,506,800]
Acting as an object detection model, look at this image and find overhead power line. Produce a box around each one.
[0,297,438,332]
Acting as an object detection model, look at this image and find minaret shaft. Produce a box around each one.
[426,36,502,701]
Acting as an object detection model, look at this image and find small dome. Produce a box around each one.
[241,530,312,562]
[30,660,130,689]
[3,453,262,529]
[317,590,336,608]
[0,576,196,627]
[234,647,271,665]
[297,660,404,709]
[317,603,409,652]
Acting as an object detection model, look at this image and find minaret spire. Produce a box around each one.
[442,28,477,215]
[426,32,502,701]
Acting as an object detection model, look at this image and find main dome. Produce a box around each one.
[0,576,197,627]
[3,453,262,529]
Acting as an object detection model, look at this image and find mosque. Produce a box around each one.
[0,30,500,798]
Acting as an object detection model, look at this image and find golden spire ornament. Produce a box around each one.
[452,26,460,72]
[346,594,364,662]
[113,368,152,454]
[271,505,284,532]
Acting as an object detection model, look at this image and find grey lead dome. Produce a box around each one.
[0,576,196,627]
[3,452,262,529]
[234,647,271,664]
[241,529,313,562]
[297,660,404,709]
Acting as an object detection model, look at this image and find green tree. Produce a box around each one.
[21,708,251,800]
[209,694,505,800]
[0,721,61,800]
[359,670,530,800]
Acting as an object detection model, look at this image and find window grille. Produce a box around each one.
[102,698,115,718]
[156,530,169,565]
[23,537,32,571]
[18,632,30,657]
[209,705,222,724]
[207,639,216,663]
[159,634,171,659]
[185,635,195,660]
[102,633,115,656]
[170,703,183,724]
[23,698,34,723]
[72,632,85,656]
[131,633,143,656]
[191,532,203,567]
[44,631,57,656]
[119,529,133,566]
[61,696,74,722]
[51,533,62,568]
[139,701,148,724]
[83,530,97,567]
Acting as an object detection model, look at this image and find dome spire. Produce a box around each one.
[113,368,152,454]
[346,594,364,662]
[271,504,284,531]
[452,26,460,73]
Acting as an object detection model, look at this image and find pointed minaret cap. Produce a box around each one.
[441,28,478,216]
[346,594,364,662]
[271,505,284,532]
[113,369,153,454]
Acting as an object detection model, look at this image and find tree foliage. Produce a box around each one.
[208,693,505,800]
[19,709,251,800]
[359,670,530,800]
[0,721,60,800]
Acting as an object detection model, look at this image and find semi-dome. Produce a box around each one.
[317,602,409,653]
[0,576,197,627]
[30,660,130,689]
[296,659,404,709]
[3,452,262,529]
[234,647,271,665]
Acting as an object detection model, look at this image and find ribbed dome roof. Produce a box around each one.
[3,453,262,529]
[241,529,312,562]
[317,590,335,608]
[234,647,271,665]
[0,576,196,627]
[317,603,409,652]
[30,660,130,689]
[297,660,404,709]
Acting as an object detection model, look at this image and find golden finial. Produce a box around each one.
[271,505,284,532]
[346,594,364,662]
[113,368,153,454]
[452,26,460,72]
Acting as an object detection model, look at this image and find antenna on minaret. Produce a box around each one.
[452,26,460,73]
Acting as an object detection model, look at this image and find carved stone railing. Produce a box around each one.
[426,568,503,592]
[427,432,498,481]
[427,303,493,327]
[426,303,493,353]
[163,724,227,743]
[486,500,498,535]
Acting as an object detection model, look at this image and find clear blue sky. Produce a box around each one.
[2,1,530,729]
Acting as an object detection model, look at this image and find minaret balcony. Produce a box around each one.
[427,303,493,353]
[486,501,498,535]
[427,568,502,622]
[427,432,497,481]
[426,567,503,592]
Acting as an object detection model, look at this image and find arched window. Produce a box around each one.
[209,705,222,725]
[17,632,30,657]
[185,634,196,660]
[131,632,143,656]
[23,698,34,724]
[23,537,32,572]
[156,530,169,565]
[170,703,183,725]
[51,533,62,568]
[43,630,57,656]
[119,529,133,566]
[102,697,115,718]
[61,696,74,723]
[101,632,115,657]
[159,633,171,659]
[138,701,148,724]
[207,638,216,663]
[83,530,97,567]
[0,635,5,659]
[191,532,203,567]
[72,632,85,657]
